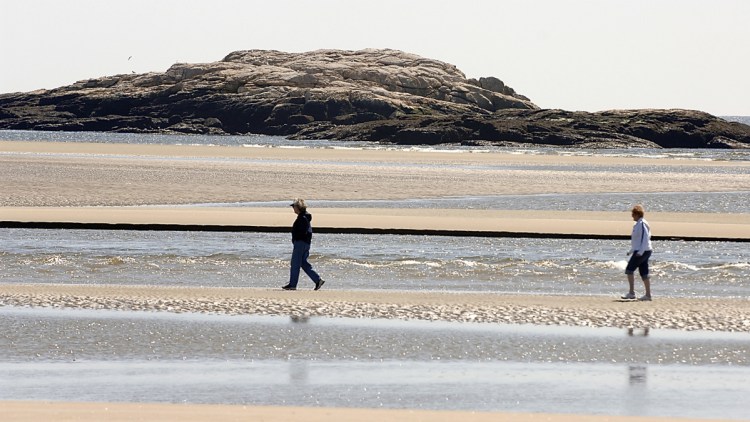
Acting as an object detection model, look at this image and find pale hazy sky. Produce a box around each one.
[2,0,748,115]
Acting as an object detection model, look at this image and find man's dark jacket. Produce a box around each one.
[292,212,313,243]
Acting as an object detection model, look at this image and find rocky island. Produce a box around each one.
[1,48,749,148]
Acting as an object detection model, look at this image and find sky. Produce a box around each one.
[1,0,749,116]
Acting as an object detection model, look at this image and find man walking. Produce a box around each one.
[282,198,326,291]
[621,204,653,301]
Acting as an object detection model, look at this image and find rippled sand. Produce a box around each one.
[2,284,748,332]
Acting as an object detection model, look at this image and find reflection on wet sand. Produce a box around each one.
[290,315,310,324]
[627,327,650,337]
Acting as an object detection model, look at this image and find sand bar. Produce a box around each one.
[1,401,741,422]
[2,284,748,332]
[2,206,750,240]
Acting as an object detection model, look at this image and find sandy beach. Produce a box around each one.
[2,139,749,421]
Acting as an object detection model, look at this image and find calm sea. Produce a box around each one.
[1,129,749,419]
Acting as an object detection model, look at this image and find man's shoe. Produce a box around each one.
[620,292,636,300]
[314,279,326,291]
[638,295,652,301]
[282,284,296,291]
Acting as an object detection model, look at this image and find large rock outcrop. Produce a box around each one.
[1,48,749,148]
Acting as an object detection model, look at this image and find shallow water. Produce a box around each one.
[175,190,750,214]
[1,307,748,419]
[6,359,747,418]
[1,229,748,298]
[4,129,750,162]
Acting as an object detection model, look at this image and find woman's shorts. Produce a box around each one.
[625,250,652,277]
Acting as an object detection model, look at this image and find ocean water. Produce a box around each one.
[1,130,749,419]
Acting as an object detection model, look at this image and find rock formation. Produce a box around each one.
[1,48,748,148]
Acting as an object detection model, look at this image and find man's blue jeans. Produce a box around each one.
[289,240,320,288]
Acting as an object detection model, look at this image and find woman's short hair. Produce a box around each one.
[291,198,307,211]
[631,204,645,219]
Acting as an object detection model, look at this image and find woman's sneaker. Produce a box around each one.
[620,292,636,300]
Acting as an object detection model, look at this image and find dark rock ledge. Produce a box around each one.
[1,48,748,148]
